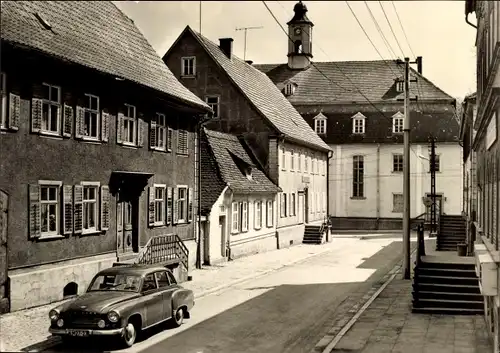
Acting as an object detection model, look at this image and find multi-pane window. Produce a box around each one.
[353,117,365,134]
[40,184,59,236]
[152,113,167,150]
[206,96,220,118]
[123,104,136,144]
[393,193,403,213]
[305,154,309,173]
[429,155,441,172]
[267,200,274,227]
[290,150,295,171]
[255,201,262,229]
[393,154,403,172]
[353,155,364,198]
[281,148,286,170]
[298,153,302,171]
[42,83,61,134]
[315,118,326,134]
[82,184,98,232]
[393,116,404,133]
[83,94,99,139]
[177,130,188,155]
[291,193,296,216]
[241,202,248,232]
[396,80,404,93]
[181,57,196,76]
[231,202,239,233]
[0,72,6,128]
[280,193,287,217]
[154,185,165,225]
[178,187,187,222]
[284,83,295,96]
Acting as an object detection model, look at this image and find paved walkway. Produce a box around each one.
[0,242,335,353]
[331,263,493,353]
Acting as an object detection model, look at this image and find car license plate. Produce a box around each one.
[68,330,90,337]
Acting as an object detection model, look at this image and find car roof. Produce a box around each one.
[96,264,172,277]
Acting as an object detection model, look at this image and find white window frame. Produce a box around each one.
[392,112,404,134]
[281,148,286,171]
[393,154,403,172]
[284,83,295,96]
[81,181,100,234]
[41,83,61,136]
[280,193,287,218]
[396,80,404,93]
[0,72,6,129]
[351,112,366,134]
[83,93,100,140]
[123,103,137,145]
[177,186,188,223]
[241,201,248,232]
[177,129,189,156]
[39,180,62,237]
[267,200,274,227]
[153,184,166,226]
[291,193,296,216]
[153,113,167,151]
[290,150,295,171]
[181,56,196,76]
[392,193,403,213]
[314,118,327,135]
[231,202,239,233]
[206,96,220,118]
[353,155,364,198]
[254,201,262,230]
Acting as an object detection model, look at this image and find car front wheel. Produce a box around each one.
[172,307,184,327]
[122,322,137,347]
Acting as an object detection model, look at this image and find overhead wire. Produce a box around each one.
[391,1,416,58]
[378,1,406,58]
[363,1,399,60]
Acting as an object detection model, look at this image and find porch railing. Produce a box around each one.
[135,234,189,271]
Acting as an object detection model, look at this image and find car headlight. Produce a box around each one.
[49,309,59,321]
[57,319,64,328]
[107,311,119,323]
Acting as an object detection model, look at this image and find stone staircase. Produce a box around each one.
[303,225,324,244]
[437,215,466,251]
[412,260,484,315]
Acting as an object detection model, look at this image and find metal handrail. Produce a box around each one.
[136,234,189,271]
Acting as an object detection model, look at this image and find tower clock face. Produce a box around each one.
[295,27,302,35]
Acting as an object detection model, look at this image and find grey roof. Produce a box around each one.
[0,1,210,112]
[182,27,331,152]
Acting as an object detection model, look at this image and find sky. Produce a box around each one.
[114,1,477,100]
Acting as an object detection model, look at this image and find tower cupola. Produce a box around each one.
[287,1,314,70]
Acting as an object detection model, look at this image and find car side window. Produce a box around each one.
[167,271,177,285]
[155,271,170,288]
[142,274,158,292]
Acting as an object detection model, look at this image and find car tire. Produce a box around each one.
[172,307,184,327]
[122,321,137,347]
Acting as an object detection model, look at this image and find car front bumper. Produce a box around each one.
[49,327,124,337]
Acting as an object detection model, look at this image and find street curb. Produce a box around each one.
[311,246,418,353]
[194,245,334,300]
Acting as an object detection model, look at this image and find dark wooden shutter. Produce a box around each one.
[31,98,42,133]
[167,128,173,151]
[73,185,83,234]
[62,185,73,235]
[188,187,193,222]
[75,106,85,139]
[62,104,73,138]
[148,186,155,227]
[9,93,20,130]
[172,187,179,225]
[117,113,124,144]
[137,118,144,147]
[101,112,109,143]
[149,120,157,150]
[29,184,41,239]
[166,187,172,225]
[100,185,110,231]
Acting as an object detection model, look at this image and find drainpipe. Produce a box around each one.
[326,150,333,241]
[376,144,381,228]
[226,184,233,261]
[195,119,203,270]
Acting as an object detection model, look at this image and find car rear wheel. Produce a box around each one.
[172,307,184,327]
[122,322,137,347]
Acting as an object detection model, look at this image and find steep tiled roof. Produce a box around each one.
[204,129,281,195]
[0,1,210,112]
[183,27,331,152]
[254,61,453,105]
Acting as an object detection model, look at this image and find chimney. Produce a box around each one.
[219,38,234,59]
[417,56,423,74]
[245,60,253,65]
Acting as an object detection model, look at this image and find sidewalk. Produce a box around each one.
[0,242,337,353]
[330,255,493,353]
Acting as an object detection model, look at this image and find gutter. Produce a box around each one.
[326,150,333,239]
[376,144,381,227]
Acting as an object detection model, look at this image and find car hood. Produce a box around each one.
[63,291,141,313]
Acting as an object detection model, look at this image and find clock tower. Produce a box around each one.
[287,1,314,70]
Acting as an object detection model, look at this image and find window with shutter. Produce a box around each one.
[177,187,187,222]
[62,104,73,138]
[172,187,179,224]
[75,106,85,139]
[241,202,248,231]
[100,185,110,231]
[62,185,73,235]
[38,181,62,238]
[122,104,136,145]
[188,187,193,222]
[83,94,99,140]
[31,98,43,133]
[167,128,173,152]
[267,200,273,227]
[73,185,83,234]
[166,187,172,225]
[151,184,166,226]
[29,184,41,239]
[0,72,6,129]
[81,182,99,233]
[254,201,262,229]
[280,193,287,218]
[8,93,20,130]
[177,130,189,155]
[101,112,110,142]
[41,83,61,135]
[231,202,239,233]
[150,113,167,151]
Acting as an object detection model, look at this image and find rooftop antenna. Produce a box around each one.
[235,26,263,60]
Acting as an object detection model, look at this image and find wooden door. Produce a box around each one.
[117,200,135,253]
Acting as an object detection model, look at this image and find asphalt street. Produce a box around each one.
[44,237,416,353]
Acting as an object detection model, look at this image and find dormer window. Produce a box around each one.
[245,166,253,180]
[392,112,404,133]
[284,83,296,96]
[396,80,404,93]
[313,112,327,134]
[351,112,366,134]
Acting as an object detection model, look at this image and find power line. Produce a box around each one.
[363,1,399,60]
[391,1,416,58]
[379,1,405,58]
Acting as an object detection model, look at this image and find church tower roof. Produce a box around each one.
[287,1,314,26]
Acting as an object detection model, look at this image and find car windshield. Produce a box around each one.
[88,274,142,292]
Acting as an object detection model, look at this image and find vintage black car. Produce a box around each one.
[48,264,194,347]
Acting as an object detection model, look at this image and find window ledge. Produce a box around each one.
[254,227,262,231]
[80,138,102,144]
[177,154,189,158]
[39,133,63,140]
[120,143,139,149]
[152,223,167,228]
[151,147,169,153]
[80,230,103,237]
[231,231,239,235]
[351,197,366,200]
[37,234,66,241]
[392,171,403,173]
[1,126,18,132]
[176,221,188,226]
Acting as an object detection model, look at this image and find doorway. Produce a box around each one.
[117,195,139,254]
[298,193,304,224]
[219,216,226,258]
[203,221,210,265]
[304,188,309,224]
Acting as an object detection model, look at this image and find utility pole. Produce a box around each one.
[235,26,263,60]
[429,135,437,234]
[397,57,420,280]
